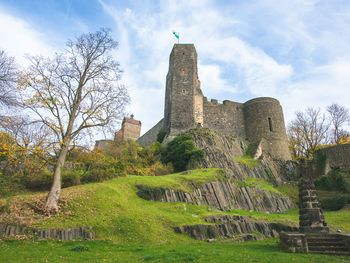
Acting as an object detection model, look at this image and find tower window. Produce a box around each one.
[268,117,273,132]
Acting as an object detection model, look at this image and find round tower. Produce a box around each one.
[243,97,291,160]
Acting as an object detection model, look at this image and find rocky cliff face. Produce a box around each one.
[137,179,294,212]
[188,128,298,185]
[174,215,298,241]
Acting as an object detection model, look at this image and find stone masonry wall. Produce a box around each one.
[243,97,291,160]
[318,144,350,172]
[138,119,164,146]
[164,44,201,135]
[123,122,141,141]
[203,98,246,138]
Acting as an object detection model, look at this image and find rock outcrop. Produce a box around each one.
[188,129,298,185]
[137,179,294,212]
[0,223,94,240]
[175,215,298,241]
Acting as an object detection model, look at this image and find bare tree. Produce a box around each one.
[18,29,129,213]
[0,50,17,107]
[327,103,350,144]
[288,108,330,159]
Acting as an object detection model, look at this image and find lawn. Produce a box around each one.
[1,239,350,263]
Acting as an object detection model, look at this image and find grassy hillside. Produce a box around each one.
[0,169,225,244]
[1,169,350,262]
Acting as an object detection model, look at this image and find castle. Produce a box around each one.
[138,44,291,160]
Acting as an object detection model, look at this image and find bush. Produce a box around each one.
[0,172,24,197]
[22,170,53,190]
[161,133,204,172]
[315,170,350,192]
[62,169,84,187]
[157,129,167,143]
[319,195,349,211]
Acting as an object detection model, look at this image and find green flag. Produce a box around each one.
[172,31,179,39]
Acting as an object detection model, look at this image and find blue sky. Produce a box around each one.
[1,0,350,139]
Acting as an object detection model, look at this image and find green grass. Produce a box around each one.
[1,239,350,263]
[235,177,283,195]
[1,168,350,262]
[234,155,260,169]
[277,183,299,204]
[0,169,224,244]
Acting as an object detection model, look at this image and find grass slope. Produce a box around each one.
[1,169,350,262]
[0,169,224,244]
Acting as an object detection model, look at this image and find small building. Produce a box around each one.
[94,115,142,152]
[114,115,142,142]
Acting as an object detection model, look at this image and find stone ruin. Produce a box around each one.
[280,162,350,255]
[298,164,328,233]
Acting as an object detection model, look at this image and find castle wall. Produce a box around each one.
[243,97,291,160]
[94,140,113,152]
[137,119,164,146]
[203,98,246,138]
[317,144,350,172]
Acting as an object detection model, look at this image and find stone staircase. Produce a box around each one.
[306,234,350,255]
[280,162,350,255]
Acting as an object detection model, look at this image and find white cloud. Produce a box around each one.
[281,60,350,123]
[99,0,296,133]
[0,9,54,64]
[99,0,350,133]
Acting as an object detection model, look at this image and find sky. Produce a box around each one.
[0,0,350,140]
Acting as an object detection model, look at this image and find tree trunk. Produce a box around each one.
[44,142,70,214]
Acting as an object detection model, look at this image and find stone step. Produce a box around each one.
[308,245,348,251]
[307,238,342,242]
[308,250,350,256]
[308,242,346,247]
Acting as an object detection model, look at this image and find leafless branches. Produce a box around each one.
[18,28,129,213]
[327,103,350,144]
[288,108,330,159]
[0,50,17,107]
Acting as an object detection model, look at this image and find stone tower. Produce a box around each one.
[114,115,141,142]
[163,44,203,135]
[243,97,291,160]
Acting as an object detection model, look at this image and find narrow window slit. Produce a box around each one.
[268,117,273,132]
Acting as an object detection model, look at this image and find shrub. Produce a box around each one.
[319,195,348,211]
[0,172,24,197]
[62,169,84,187]
[161,134,204,172]
[157,129,167,143]
[315,170,350,192]
[22,170,53,190]
[81,167,120,183]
